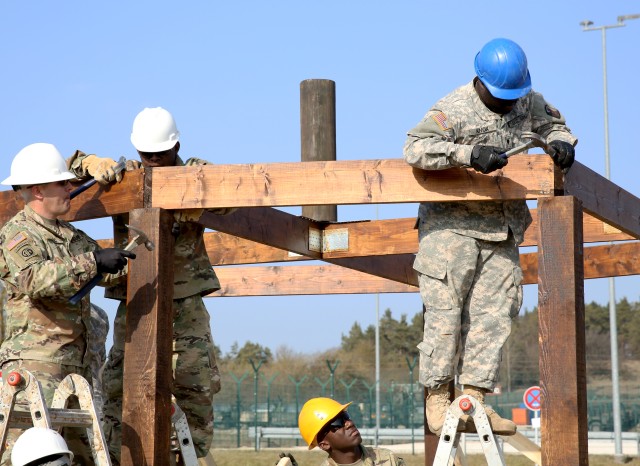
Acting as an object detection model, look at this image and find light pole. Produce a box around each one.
[581,14,639,463]
[374,204,381,447]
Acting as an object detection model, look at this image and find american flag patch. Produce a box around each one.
[6,232,28,251]
[432,112,450,131]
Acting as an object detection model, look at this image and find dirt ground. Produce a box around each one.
[212,448,640,466]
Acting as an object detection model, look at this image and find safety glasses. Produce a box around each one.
[325,411,351,432]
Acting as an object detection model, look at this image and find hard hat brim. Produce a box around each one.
[1,170,76,186]
[130,135,179,153]
[480,72,532,100]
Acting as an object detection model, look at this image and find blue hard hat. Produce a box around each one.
[474,38,531,100]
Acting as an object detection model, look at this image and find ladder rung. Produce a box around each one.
[7,408,94,428]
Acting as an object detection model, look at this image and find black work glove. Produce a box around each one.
[94,248,136,274]
[277,453,298,466]
[470,145,508,174]
[548,140,575,173]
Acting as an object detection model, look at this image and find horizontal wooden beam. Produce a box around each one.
[563,161,640,239]
[521,241,640,285]
[524,210,632,246]
[322,219,416,259]
[201,211,632,266]
[101,235,417,286]
[204,231,306,265]
[100,210,634,272]
[151,156,557,209]
[3,160,638,248]
[209,265,418,297]
[207,242,640,296]
[325,254,418,286]
[0,170,145,225]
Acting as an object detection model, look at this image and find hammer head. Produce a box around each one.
[521,132,554,155]
[124,224,155,251]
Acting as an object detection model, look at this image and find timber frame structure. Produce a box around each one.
[1,81,639,466]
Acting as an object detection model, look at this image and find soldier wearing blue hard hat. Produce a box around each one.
[403,38,577,437]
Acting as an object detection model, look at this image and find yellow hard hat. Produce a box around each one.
[298,397,351,449]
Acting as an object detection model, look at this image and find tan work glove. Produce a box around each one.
[81,155,123,184]
[173,208,205,223]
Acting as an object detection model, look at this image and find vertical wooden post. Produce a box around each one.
[537,196,588,465]
[300,79,338,222]
[120,208,175,466]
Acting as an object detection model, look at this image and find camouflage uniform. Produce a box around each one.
[69,154,224,461]
[88,303,109,422]
[0,282,6,345]
[0,205,122,466]
[403,80,577,390]
[320,446,405,466]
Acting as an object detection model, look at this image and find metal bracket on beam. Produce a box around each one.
[309,227,322,252]
[308,227,349,253]
[323,228,349,252]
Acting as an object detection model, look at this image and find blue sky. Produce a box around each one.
[2,2,639,355]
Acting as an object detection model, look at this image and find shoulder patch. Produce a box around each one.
[431,112,451,131]
[17,245,36,259]
[6,232,28,251]
[545,104,561,118]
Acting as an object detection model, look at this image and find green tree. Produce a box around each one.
[500,307,539,391]
[225,341,273,367]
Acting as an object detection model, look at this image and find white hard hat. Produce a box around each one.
[1,143,76,186]
[130,107,180,153]
[11,427,73,466]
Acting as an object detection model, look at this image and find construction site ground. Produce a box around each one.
[213,446,640,466]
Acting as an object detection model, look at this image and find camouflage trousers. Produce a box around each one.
[0,360,94,466]
[414,230,523,391]
[102,295,221,463]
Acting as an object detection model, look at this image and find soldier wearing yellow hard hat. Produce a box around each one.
[298,397,405,466]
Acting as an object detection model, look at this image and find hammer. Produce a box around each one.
[69,224,155,305]
[510,131,571,173]
[499,132,551,159]
[500,131,547,159]
[70,156,127,200]
[519,131,558,156]
[122,224,155,253]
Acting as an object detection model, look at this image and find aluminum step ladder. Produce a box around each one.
[0,370,111,465]
[434,395,506,466]
[0,371,200,466]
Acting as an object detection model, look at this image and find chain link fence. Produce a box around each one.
[210,368,640,448]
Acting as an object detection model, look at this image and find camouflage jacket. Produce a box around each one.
[0,206,112,366]
[88,303,109,419]
[69,152,223,300]
[320,446,405,466]
[404,79,578,249]
[0,282,6,351]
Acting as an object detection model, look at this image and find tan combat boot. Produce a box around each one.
[463,385,517,436]
[426,385,465,436]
